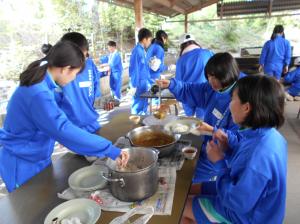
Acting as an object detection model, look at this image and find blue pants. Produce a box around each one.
[192,195,216,224]
[193,144,219,183]
[182,104,205,120]
[193,157,218,183]
[264,64,283,80]
[110,73,122,100]
[192,182,217,223]
[131,96,148,115]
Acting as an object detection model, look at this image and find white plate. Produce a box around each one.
[44,198,101,224]
[68,165,108,192]
[164,118,202,135]
[142,114,178,126]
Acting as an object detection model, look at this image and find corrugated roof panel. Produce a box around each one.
[217,0,300,16]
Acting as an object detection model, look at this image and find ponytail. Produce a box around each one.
[20,60,48,86]
[20,41,85,86]
[271,25,285,40]
[152,30,168,48]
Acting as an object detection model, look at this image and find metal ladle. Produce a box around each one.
[153,80,166,119]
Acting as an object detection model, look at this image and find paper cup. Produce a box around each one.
[182,146,197,160]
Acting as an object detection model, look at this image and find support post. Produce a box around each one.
[184,14,188,33]
[134,0,143,43]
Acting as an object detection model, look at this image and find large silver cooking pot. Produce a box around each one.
[101,147,159,202]
[125,125,181,157]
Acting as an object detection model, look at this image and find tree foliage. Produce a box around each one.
[0,1,300,80]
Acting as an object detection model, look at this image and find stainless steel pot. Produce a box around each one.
[101,147,159,202]
[125,125,181,157]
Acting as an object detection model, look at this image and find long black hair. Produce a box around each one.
[271,25,285,40]
[179,40,201,56]
[234,75,285,129]
[20,41,85,86]
[152,30,168,48]
[205,52,239,88]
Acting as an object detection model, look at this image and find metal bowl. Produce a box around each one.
[125,126,181,157]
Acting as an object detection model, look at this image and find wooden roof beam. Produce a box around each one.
[151,0,186,14]
[186,0,219,14]
[99,0,169,17]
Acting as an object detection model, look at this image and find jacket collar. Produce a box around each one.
[44,72,58,90]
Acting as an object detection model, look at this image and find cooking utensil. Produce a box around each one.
[44,199,101,224]
[101,147,159,202]
[68,165,108,192]
[125,125,181,157]
[153,79,167,120]
[109,206,154,224]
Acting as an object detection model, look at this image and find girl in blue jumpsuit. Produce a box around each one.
[146,30,168,84]
[0,41,127,192]
[182,75,287,224]
[284,66,300,100]
[107,41,123,101]
[129,28,152,115]
[157,53,240,183]
[259,25,291,80]
[175,34,214,119]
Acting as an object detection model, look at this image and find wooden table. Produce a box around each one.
[0,112,203,224]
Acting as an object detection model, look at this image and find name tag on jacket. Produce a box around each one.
[212,108,223,120]
[79,81,92,88]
